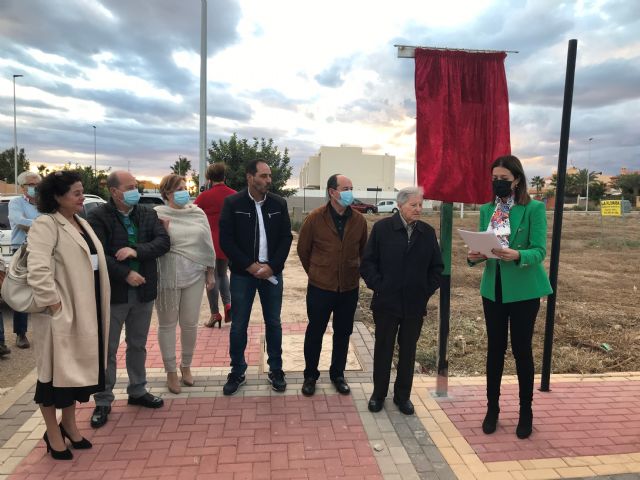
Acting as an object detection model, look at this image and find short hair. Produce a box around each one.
[37,171,83,213]
[397,186,423,206]
[490,155,531,205]
[159,174,185,201]
[17,171,41,186]
[246,159,267,176]
[206,163,226,182]
[106,171,121,190]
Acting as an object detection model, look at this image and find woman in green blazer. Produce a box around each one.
[468,155,552,440]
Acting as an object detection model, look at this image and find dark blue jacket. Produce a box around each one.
[219,189,292,276]
[360,213,443,318]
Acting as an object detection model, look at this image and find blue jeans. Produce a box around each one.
[229,273,283,376]
[0,311,5,344]
[13,311,28,336]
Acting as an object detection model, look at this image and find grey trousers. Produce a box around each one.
[94,288,154,406]
[206,259,231,314]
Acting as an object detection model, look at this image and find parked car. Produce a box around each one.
[351,199,378,214]
[0,195,106,262]
[139,193,165,205]
[376,200,398,214]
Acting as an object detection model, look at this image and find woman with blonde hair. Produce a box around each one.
[155,174,216,394]
[27,171,110,459]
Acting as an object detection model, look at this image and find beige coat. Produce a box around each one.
[27,212,110,388]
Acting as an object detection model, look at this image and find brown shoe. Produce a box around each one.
[204,313,222,328]
[224,304,232,323]
[16,334,30,349]
[180,366,194,387]
[167,372,181,394]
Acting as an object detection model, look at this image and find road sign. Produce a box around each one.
[600,199,622,216]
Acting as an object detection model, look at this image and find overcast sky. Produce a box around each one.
[1,0,638,186]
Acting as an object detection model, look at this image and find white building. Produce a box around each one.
[299,145,395,192]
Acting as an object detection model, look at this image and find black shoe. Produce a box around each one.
[301,377,316,396]
[43,432,73,460]
[90,405,111,428]
[482,406,500,434]
[0,343,10,357]
[368,396,384,412]
[128,393,164,408]
[268,370,287,392]
[223,373,246,396]
[59,423,92,449]
[331,377,351,395]
[516,407,533,439]
[16,334,30,349]
[393,397,415,415]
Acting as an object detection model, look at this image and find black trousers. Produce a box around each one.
[303,284,358,381]
[372,312,423,402]
[482,267,540,408]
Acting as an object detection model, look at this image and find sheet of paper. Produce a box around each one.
[457,229,503,259]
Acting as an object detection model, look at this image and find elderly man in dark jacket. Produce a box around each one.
[361,186,443,415]
[89,171,170,428]
[219,160,293,395]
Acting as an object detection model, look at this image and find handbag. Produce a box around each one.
[0,215,59,313]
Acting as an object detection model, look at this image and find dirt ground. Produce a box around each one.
[358,210,640,376]
[1,211,638,390]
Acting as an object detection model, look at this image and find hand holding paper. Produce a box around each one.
[458,229,504,259]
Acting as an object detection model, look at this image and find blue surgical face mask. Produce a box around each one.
[338,190,354,207]
[26,186,37,197]
[122,189,141,206]
[173,190,190,207]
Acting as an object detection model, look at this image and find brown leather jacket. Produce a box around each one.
[297,203,368,292]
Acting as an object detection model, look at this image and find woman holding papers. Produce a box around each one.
[155,174,216,394]
[467,155,552,439]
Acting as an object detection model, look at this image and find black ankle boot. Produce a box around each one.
[516,406,533,439]
[482,405,500,434]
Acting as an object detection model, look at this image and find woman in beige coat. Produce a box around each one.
[27,171,110,460]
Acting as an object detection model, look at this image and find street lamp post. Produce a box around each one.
[585,137,593,212]
[13,74,23,193]
[92,125,97,175]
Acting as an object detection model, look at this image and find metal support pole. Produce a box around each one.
[585,137,593,212]
[93,125,97,175]
[435,202,453,396]
[540,39,578,392]
[199,0,207,190]
[13,74,23,192]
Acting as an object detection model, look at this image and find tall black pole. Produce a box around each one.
[435,202,453,396]
[540,39,578,392]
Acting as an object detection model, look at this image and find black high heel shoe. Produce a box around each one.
[43,432,73,460]
[59,423,92,449]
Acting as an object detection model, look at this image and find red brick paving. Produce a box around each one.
[437,380,640,462]
[10,394,381,480]
[116,323,310,369]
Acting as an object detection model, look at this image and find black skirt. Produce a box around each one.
[34,227,105,409]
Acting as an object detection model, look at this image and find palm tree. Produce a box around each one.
[530,176,545,195]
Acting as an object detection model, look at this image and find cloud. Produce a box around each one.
[315,58,354,87]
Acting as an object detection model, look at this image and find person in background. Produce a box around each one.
[8,171,43,349]
[155,174,216,394]
[361,186,443,416]
[297,174,367,397]
[89,171,170,428]
[219,160,293,395]
[194,163,236,328]
[0,261,9,357]
[467,155,552,439]
[27,171,110,460]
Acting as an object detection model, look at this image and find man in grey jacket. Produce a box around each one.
[88,171,170,428]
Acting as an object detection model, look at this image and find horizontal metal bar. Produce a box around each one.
[395,44,519,58]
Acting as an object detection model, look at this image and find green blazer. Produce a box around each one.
[473,199,553,303]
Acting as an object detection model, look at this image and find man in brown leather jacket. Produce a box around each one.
[297,174,368,396]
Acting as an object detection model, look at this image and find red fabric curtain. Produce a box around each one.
[415,49,511,204]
